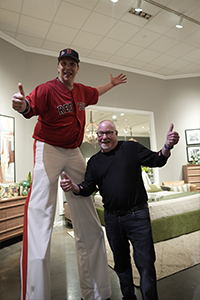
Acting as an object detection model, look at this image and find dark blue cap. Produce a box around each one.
[58,48,80,63]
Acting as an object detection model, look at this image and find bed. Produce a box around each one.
[94,190,200,243]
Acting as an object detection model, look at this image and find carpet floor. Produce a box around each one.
[68,228,200,287]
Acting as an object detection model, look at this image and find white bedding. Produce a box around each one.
[149,193,200,220]
[147,190,178,201]
[94,192,200,221]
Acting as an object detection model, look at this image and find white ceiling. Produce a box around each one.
[1,0,200,79]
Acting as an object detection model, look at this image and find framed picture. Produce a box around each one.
[0,114,15,183]
[186,146,200,162]
[185,128,200,145]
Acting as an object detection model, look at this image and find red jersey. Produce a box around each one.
[24,78,98,148]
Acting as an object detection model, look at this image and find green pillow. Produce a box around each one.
[145,183,162,193]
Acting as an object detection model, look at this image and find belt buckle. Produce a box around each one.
[115,209,130,217]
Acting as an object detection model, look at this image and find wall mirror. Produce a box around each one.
[0,114,15,184]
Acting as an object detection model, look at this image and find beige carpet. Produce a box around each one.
[67,228,200,287]
[102,228,200,286]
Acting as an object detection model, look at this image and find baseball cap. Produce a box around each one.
[58,48,80,63]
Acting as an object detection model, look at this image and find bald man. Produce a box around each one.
[60,120,179,300]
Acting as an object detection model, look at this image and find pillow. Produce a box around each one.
[94,194,104,208]
[169,183,191,192]
[162,180,184,186]
[160,186,171,191]
[145,183,162,193]
[142,170,151,186]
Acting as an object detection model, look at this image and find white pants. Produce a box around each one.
[21,141,111,300]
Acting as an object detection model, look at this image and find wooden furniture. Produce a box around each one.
[64,202,72,226]
[183,165,200,192]
[0,196,26,242]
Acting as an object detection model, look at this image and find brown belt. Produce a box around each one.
[105,203,148,217]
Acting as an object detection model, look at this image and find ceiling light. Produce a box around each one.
[85,111,98,146]
[112,115,117,119]
[111,0,118,3]
[144,0,200,26]
[176,15,183,28]
[135,0,142,12]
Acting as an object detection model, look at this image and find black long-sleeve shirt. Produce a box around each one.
[79,141,169,210]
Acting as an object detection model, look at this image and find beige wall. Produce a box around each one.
[1,38,200,184]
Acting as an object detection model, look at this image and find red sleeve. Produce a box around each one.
[23,84,48,118]
[73,83,98,107]
[84,85,99,107]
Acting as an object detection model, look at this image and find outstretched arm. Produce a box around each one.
[96,73,127,96]
[60,172,80,194]
[161,124,180,157]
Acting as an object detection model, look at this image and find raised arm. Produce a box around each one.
[96,73,127,96]
[12,83,30,114]
[161,124,180,157]
[60,172,80,194]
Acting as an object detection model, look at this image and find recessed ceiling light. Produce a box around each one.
[120,113,124,116]
[112,115,117,119]
[111,0,118,3]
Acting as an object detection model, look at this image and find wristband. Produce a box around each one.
[20,99,30,114]
[164,143,173,150]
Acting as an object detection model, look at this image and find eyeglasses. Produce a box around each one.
[97,130,116,138]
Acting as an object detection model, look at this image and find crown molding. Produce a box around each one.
[1,31,200,81]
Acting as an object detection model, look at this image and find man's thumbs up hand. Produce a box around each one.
[168,123,174,133]
[60,172,80,194]
[12,83,27,113]
[60,172,72,192]
[62,171,70,180]
[165,123,180,149]
[18,83,25,97]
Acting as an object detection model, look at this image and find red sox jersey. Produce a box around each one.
[24,78,99,149]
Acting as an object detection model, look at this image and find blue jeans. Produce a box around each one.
[104,208,158,300]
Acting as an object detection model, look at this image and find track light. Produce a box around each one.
[176,15,183,28]
[135,0,142,12]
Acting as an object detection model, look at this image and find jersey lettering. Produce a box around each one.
[68,103,73,111]
[57,103,73,115]
[63,103,73,113]
[57,105,65,115]
[78,102,85,111]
